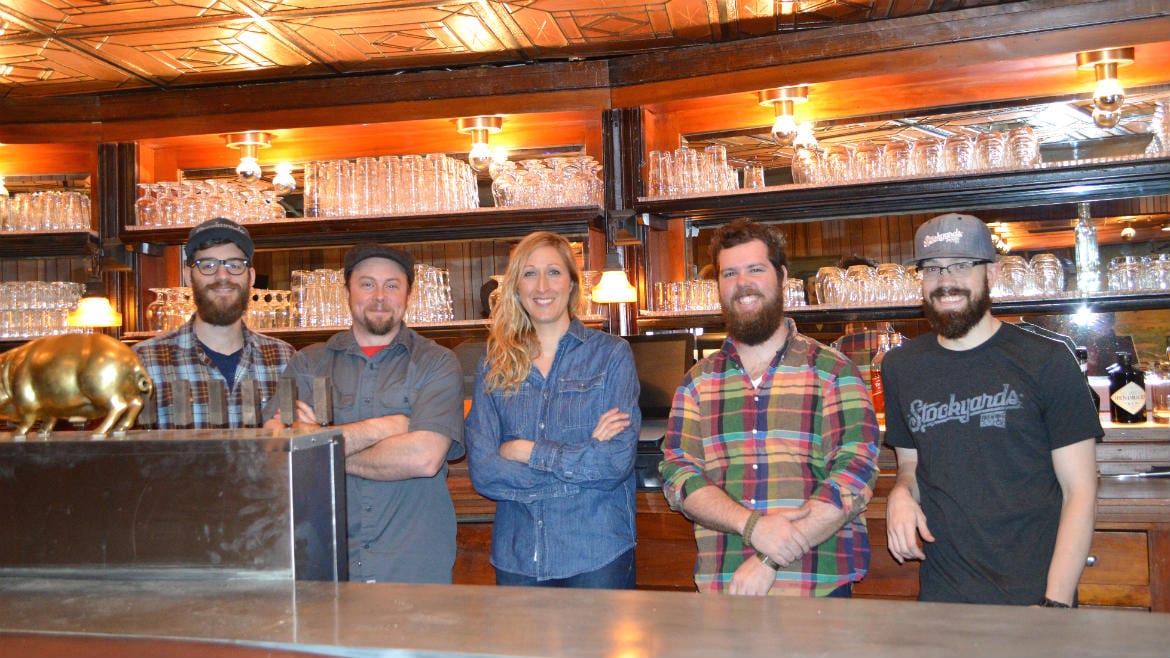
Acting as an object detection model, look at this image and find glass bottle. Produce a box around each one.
[1074,202,1100,293]
[1107,352,1146,424]
[870,332,892,421]
[1074,346,1101,413]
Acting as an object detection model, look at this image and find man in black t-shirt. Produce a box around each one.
[883,213,1102,607]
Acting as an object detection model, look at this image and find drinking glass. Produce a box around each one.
[975,131,1006,170]
[844,264,875,306]
[943,134,975,174]
[791,146,821,184]
[874,263,908,304]
[882,140,914,179]
[1108,255,1142,291]
[1141,254,1170,291]
[824,145,853,184]
[994,255,1034,298]
[1006,126,1040,168]
[1029,253,1065,295]
[742,163,766,189]
[814,266,846,305]
[913,137,944,177]
[852,141,883,180]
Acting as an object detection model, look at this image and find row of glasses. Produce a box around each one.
[144,288,195,333]
[1,191,91,233]
[292,269,349,328]
[246,290,294,330]
[814,264,921,306]
[305,154,479,218]
[991,253,1069,298]
[405,264,454,324]
[653,279,719,312]
[489,156,603,208]
[644,145,740,198]
[0,281,86,339]
[793,126,1040,186]
[1108,254,1170,292]
[135,180,285,227]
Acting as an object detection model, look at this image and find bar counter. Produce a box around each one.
[1,577,1167,658]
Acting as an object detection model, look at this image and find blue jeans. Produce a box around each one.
[496,548,636,590]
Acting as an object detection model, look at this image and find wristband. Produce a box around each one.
[755,551,780,571]
[742,510,763,550]
[1040,597,1071,608]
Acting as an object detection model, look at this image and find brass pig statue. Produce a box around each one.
[0,333,154,436]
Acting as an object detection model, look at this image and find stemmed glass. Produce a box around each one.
[135,184,157,227]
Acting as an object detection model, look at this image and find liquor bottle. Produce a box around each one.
[1074,346,1101,413]
[870,332,892,421]
[1074,202,1101,293]
[1108,352,1147,423]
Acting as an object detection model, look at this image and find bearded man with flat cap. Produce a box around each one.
[264,242,464,584]
[883,213,1101,607]
[135,217,294,429]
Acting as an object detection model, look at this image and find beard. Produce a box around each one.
[353,304,401,337]
[193,279,249,326]
[923,280,992,340]
[724,284,785,346]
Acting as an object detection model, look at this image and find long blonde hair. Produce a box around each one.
[483,232,582,394]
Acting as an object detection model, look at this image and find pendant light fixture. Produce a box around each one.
[223,131,273,182]
[758,85,809,147]
[1076,47,1135,129]
[456,116,505,172]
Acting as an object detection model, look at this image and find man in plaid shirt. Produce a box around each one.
[134,218,294,428]
[659,219,879,597]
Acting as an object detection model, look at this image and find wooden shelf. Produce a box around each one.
[635,156,1170,227]
[637,291,1170,330]
[119,206,604,248]
[0,231,97,258]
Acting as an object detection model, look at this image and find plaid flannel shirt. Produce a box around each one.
[133,319,294,429]
[660,317,879,596]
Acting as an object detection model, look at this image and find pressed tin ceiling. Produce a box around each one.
[0,0,1025,99]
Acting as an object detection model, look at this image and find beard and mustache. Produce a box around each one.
[724,283,786,346]
[923,279,992,340]
[193,279,249,326]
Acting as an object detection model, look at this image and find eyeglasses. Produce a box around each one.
[919,260,990,278]
[191,258,250,276]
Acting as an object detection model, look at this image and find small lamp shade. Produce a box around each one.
[590,254,637,304]
[66,296,122,328]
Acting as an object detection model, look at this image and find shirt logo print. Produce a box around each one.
[906,384,1022,432]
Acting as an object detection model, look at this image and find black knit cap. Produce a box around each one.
[343,243,415,286]
[184,217,255,261]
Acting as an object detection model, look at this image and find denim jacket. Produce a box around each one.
[465,318,641,580]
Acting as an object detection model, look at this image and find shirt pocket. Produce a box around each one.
[553,372,606,431]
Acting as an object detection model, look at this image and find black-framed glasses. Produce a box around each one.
[919,260,990,278]
[191,258,250,276]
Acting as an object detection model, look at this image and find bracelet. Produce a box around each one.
[755,551,780,571]
[1040,597,1071,608]
[742,510,763,550]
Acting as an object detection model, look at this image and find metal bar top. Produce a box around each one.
[0,577,1165,658]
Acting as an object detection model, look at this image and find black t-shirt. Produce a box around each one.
[883,322,1102,605]
[199,340,242,385]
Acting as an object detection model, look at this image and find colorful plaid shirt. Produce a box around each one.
[659,317,879,596]
[133,319,295,429]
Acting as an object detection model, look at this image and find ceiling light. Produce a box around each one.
[223,131,273,183]
[1076,48,1135,129]
[456,116,504,172]
[1121,225,1136,240]
[758,85,809,147]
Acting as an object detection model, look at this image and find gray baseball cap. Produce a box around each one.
[906,213,996,266]
[343,243,415,286]
[185,217,255,261]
